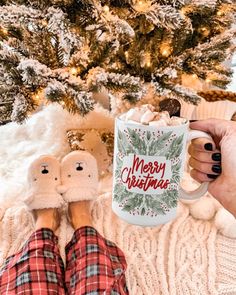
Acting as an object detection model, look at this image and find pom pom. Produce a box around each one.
[215,208,236,238]
[189,195,217,220]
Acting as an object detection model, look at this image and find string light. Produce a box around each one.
[180,6,192,18]
[70,67,78,75]
[141,52,151,68]
[71,27,77,33]
[216,5,227,16]
[161,49,169,57]
[124,51,129,58]
[192,74,198,79]
[199,26,210,37]
[160,44,172,57]
[33,89,43,103]
[133,0,151,12]
[1,27,8,35]
[114,62,121,69]
[124,51,130,64]
[206,78,212,83]
[2,28,8,35]
[180,7,189,15]
[41,20,48,26]
[103,5,109,13]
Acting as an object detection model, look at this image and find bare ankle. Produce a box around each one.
[68,201,93,230]
[34,208,60,232]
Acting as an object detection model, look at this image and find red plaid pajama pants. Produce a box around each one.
[0,226,128,294]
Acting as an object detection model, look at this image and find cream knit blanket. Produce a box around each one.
[1,192,236,295]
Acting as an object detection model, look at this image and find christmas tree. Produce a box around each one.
[0,0,235,123]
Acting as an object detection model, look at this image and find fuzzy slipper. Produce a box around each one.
[24,155,64,210]
[59,151,98,202]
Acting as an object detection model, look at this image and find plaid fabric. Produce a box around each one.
[0,228,65,294]
[0,226,128,295]
[65,226,128,295]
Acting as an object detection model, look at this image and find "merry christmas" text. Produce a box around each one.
[121,155,170,192]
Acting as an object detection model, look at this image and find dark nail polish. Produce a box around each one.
[204,143,213,151]
[207,174,218,179]
[190,120,197,122]
[212,164,222,174]
[212,153,221,162]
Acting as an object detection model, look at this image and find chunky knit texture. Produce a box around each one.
[1,189,236,295]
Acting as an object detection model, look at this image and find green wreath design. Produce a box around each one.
[114,127,184,216]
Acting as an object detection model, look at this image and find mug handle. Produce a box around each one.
[179,129,213,200]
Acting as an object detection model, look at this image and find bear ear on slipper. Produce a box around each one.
[60,151,99,203]
[24,155,64,210]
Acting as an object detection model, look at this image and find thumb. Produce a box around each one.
[190,119,229,140]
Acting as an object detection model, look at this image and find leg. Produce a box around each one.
[0,209,66,294]
[65,201,129,295]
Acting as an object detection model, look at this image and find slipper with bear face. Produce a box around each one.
[59,151,98,202]
[24,155,64,210]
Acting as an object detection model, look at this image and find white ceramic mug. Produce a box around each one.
[112,117,211,226]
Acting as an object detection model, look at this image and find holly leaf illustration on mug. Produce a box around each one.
[146,131,151,141]
[118,130,135,156]
[148,131,172,156]
[161,190,178,208]
[123,194,143,212]
[113,183,128,202]
[127,127,147,155]
[115,157,123,176]
[146,197,166,215]
[117,130,125,154]
[166,134,184,159]
[171,161,181,184]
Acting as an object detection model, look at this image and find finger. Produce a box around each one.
[190,119,230,138]
[190,169,218,183]
[189,157,222,175]
[188,145,221,163]
[190,137,216,152]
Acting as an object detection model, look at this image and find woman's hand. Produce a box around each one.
[189,119,236,217]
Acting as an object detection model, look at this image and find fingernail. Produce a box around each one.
[204,143,213,151]
[190,120,197,122]
[207,174,218,179]
[212,164,222,174]
[212,153,221,162]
